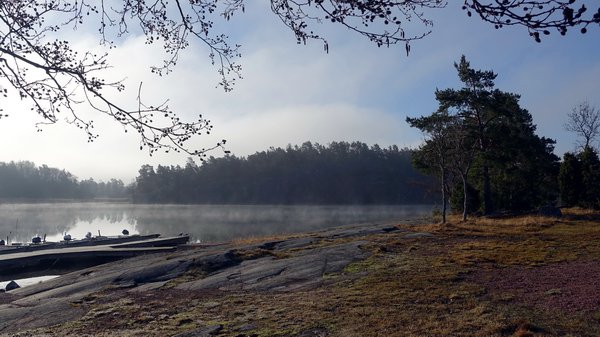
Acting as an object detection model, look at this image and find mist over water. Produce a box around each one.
[0,203,433,243]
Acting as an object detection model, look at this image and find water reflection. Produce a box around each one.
[0,203,433,243]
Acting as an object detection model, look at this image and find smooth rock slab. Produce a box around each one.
[176,241,367,292]
[0,222,430,334]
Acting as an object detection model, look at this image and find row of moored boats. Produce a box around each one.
[0,230,188,255]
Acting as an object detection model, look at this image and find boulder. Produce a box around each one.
[171,324,223,337]
[5,280,20,292]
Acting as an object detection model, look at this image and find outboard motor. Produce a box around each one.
[31,236,42,244]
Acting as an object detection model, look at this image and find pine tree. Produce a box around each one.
[408,56,559,215]
[579,146,600,209]
[558,152,583,207]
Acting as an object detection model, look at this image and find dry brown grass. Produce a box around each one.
[403,214,559,236]
[562,207,600,216]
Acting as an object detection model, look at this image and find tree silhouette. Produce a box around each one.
[0,160,127,199]
[0,1,596,156]
[406,111,457,223]
[565,101,600,150]
[558,152,583,206]
[408,56,559,216]
[130,141,435,205]
[463,1,599,42]
[436,56,500,215]
[579,146,600,208]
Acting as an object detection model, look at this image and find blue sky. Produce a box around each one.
[0,1,598,182]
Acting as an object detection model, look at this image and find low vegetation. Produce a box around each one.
[11,209,600,337]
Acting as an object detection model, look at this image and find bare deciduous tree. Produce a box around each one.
[0,1,597,156]
[565,101,600,150]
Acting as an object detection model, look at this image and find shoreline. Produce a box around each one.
[2,211,600,336]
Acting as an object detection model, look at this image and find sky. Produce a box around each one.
[0,2,599,183]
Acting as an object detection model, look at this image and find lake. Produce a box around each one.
[0,203,433,244]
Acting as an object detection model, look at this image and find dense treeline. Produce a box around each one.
[0,161,127,200]
[131,141,436,204]
[407,56,560,221]
[559,146,600,209]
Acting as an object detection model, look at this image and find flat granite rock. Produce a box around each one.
[0,298,86,332]
[176,241,368,292]
[317,223,404,239]
[0,222,434,334]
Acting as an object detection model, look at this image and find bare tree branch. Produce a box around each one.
[0,0,596,158]
[463,1,600,42]
[565,100,600,150]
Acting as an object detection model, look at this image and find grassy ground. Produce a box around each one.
[19,208,600,336]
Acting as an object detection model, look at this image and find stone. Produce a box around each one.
[238,323,257,331]
[5,280,20,292]
[172,324,223,337]
[295,328,328,337]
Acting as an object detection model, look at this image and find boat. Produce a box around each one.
[0,233,162,255]
[0,234,190,281]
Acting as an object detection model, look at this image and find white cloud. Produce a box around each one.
[207,103,419,155]
[0,3,599,182]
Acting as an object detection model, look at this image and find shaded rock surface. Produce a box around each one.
[176,241,367,292]
[0,223,426,334]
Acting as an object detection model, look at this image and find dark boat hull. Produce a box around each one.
[0,235,190,281]
[0,234,161,255]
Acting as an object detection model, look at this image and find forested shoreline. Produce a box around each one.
[0,142,437,205]
[131,142,437,205]
[3,126,600,212]
[0,161,127,200]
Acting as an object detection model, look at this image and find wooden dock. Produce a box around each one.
[0,236,189,281]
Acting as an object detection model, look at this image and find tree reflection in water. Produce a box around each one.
[0,203,432,243]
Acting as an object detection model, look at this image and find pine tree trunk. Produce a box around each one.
[462,175,468,221]
[482,164,493,215]
[441,168,447,224]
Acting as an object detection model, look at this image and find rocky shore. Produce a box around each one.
[0,222,426,336]
[2,211,600,336]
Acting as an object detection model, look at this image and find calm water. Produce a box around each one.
[0,203,433,244]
